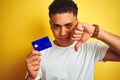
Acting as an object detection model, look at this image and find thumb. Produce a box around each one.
[74,40,83,52]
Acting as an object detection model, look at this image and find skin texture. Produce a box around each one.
[25,12,120,80]
[25,50,41,80]
[50,12,95,51]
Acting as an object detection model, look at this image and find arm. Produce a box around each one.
[72,22,120,61]
[97,29,120,61]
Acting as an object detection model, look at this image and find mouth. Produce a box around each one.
[54,36,73,47]
[59,38,68,41]
[59,37,71,42]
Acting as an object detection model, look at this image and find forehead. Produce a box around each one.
[50,12,77,24]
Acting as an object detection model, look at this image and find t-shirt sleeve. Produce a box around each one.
[91,42,109,63]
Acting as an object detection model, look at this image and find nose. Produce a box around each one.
[60,27,67,36]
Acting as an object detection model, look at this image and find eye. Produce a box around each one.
[53,24,60,29]
[65,23,73,29]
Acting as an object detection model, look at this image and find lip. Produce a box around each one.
[59,38,68,42]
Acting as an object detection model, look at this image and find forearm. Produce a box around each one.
[97,29,120,55]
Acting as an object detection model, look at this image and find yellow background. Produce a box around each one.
[0,0,120,80]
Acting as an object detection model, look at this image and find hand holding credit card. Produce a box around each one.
[32,36,52,51]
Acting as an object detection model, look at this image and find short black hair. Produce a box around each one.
[49,0,78,18]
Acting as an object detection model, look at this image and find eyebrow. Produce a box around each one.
[53,22,73,26]
[64,22,73,26]
[53,24,61,26]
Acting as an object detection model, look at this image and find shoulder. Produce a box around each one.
[78,41,108,52]
[80,41,100,48]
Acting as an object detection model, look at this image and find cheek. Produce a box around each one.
[52,30,59,36]
[68,29,72,36]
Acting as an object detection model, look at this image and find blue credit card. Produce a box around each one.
[32,36,52,51]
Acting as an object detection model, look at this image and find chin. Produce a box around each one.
[54,39,73,47]
[59,41,74,47]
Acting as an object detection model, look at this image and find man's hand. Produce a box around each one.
[72,22,95,51]
[25,50,41,80]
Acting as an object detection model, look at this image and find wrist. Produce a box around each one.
[91,24,100,38]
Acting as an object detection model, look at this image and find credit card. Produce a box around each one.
[32,36,52,51]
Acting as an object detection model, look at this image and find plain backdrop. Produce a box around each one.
[0,0,120,80]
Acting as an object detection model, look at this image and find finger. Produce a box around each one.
[27,51,40,60]
[31,64,40,71]
[30,55,41,62]
[76,23,84,31]
[31,59,41,66]
[30,50,41,56]
[32,65,40,71]
[73,29,83,35]
[27,59,40,71]
[72,30,83,39]
[72,37,81,41]
[26,54,41,64]
[26,59,40,68]
[28,50,42,60]
[72,23,84,39]
[72,34,82,39]
[74,40,83,52]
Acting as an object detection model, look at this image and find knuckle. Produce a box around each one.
[25,57,30,64]
[31,50,36,54]
[72,34,76,38]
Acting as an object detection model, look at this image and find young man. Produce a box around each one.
[25,0,120,80]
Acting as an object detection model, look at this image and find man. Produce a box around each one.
[25,0,120,80]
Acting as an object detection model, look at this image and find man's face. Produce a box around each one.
[50,12,78,47]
